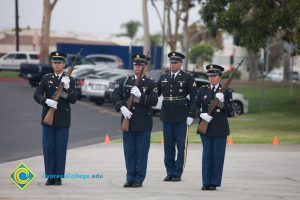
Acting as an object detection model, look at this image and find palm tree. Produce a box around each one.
[121,20,142,42]
[121,20,141,67]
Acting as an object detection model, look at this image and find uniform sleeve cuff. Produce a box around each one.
[115,101,124,111]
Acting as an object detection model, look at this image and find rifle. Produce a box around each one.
[43,48,83,126]
[121,51,149,131]
[197,59,244,134]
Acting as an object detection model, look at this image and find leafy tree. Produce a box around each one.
[200,0,300,80]
[189,43,214,70]
[150,33,162,46]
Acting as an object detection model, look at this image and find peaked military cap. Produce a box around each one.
[50,51,66,63]
[132,54,148,65]
[205,64,224,76]
[168,51,185,63]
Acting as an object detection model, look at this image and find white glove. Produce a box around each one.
[215,92,224,102]
[186,117,193,125]
[120,106,133,119]
[46,99,58,109]
[131,86,141,98]
[61,76,70,89]
[200,113,213,123]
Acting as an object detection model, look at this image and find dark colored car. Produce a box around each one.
[19,54,95,87]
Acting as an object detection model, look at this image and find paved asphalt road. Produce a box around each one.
[0,80,162,163]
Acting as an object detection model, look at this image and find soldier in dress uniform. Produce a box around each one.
[110,54,158,188]
[191,64,233,190]
[156,51,197,182]
[34,51,77,186]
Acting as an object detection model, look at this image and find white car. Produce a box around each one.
[265,72,283,82]
[0,51,39,70]
[86,54,124,68]
[81,69,118,98]
[85,70,131,105]
[153,78,249,116]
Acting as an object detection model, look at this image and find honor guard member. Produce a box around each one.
[110,54,158,188]
[34,51,77,186]
[191,64,233,190]
[157,51,197,182]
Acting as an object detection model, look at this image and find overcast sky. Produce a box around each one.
[0,0,202,36]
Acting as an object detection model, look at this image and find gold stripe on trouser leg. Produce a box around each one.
[183,125,189,169]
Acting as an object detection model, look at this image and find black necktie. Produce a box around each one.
[212,86,216,97]
[171,73,175,80]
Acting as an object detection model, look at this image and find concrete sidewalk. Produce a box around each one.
[1,144,300,200]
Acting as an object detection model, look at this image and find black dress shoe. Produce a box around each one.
[123,182,133,188]
[132,182,142,188]
[172,176,181,182]
[208,186,216,190]
[45,178,55,186]
[164,176,173,181]
[202,186,209,190]
[54,178,62,185]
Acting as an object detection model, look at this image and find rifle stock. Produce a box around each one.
[120,94,136,131]
[43,107,56,126]
[197,59,244,134]
[121,51,149,131]
[43,49,83,126]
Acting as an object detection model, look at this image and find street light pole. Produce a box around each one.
[161,1,166,69]
[15,0,20,51]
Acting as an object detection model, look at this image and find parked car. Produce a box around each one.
[81,69,118,98]
[20,54,96,87]
[0,52,39,70]
[152,76,249,117]
[85,70,131,105]
[86,54,124,68]
[265,72,283,82]
[292,71,299,81]
[72,67,107,99]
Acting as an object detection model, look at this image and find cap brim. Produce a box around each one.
[51,59,64,63]
[207,72,221,76]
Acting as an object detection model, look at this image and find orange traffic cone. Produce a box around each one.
[161,135,164,144]
[227,135,234,144]
[104,134,110,144]
[273,136,279,145]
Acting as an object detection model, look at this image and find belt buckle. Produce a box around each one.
[169,97,173,101]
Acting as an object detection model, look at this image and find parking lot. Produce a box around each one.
[0,79,162,163]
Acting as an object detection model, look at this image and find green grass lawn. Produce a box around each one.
[0,70,20,78]
[150,84,300,144]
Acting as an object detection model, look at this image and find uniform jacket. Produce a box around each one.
[157,70,197,123]
[191,84,233,136]
[110,74,158,132]
[34,73,77,128]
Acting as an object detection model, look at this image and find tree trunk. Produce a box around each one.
[247,49,259,81]
[182,0,190,70]
[142,0,150,55]
[173,0,180,51]
[39,0,57,64]
[165,0,182,51]
[166,0,174,50]
[283,52,290,81]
